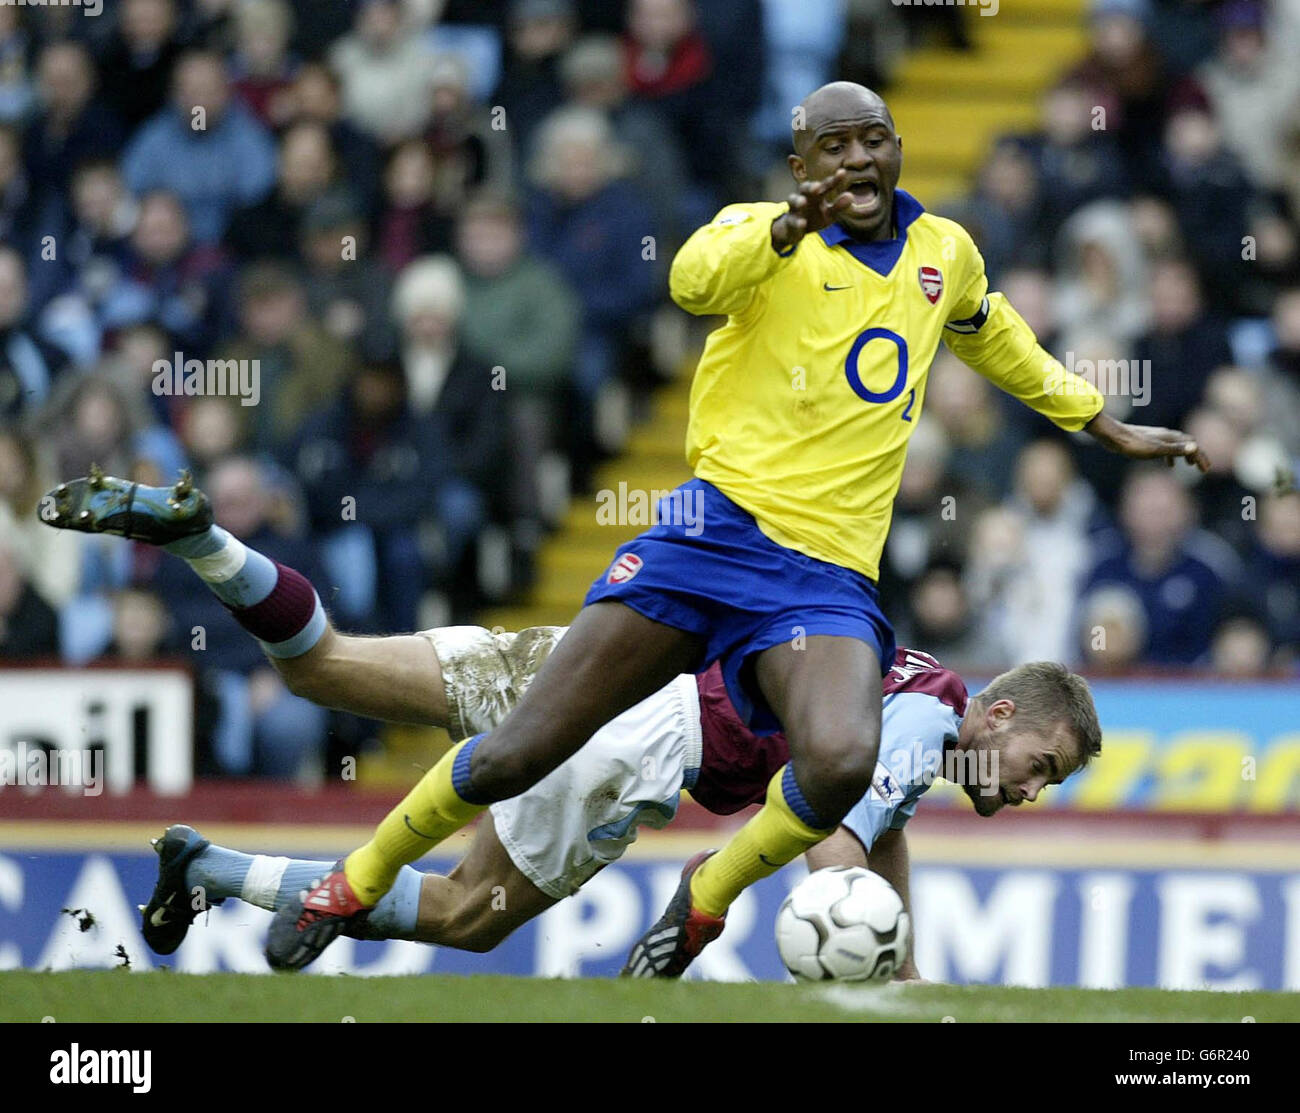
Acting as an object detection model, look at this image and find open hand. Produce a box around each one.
[772,169,854,252]
[1084,412,1210,472]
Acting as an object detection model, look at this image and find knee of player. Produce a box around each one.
[468,739,549,799]
[800,730,879,793]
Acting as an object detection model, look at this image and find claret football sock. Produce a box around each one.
[689,764,833,918]
[342,735,492,904]
[164,525,326,658]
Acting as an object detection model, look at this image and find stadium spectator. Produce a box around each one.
[492,0,577,162]
[329,0,435,145]
[1024,80,1130,228]
[374,138,454,272]
[424,53,514,204]
[622,0,728,199]
[0,540,59,660]
[225,120,345,262]
[218,262,354,447]
[1182,406,1254,550]
[122,50,277,244]
[287,358,492,631]
[99,586,174,664]
[146,455,329,777]
[1248,491,1300,655]
[227,0,300,129]
[904,562,1004,673]
[97,0,186,130]
[970,440,1103,665]
[0,246,70,421]
[526,106,658,456]
[1069,0,1191,193]
[23,41,125,203]
[1265,288,1300,447]
[299,192,396,359]
[875,419,976,629]
[922,350,1026,500]
[955,139,1048,279]
[1158,106,1253,309]
[559,33,692,247]
[1076,583,1147,673]
[54,160,139,312]
[0,5,34,124]
[176,395,252,486]
[390,256,509,499]
[95,321,175,432]
[0,427,81,608]
[1132,258,1233,431]
[751,0,843,165]
[282,61,382,210]
[455,190,578,423]
[1054,202,1150,350]
[41,372,185,489]
[0,124,63,275]
[1210,612,1275,677]
[455,188,580,526]
[1196,0,1300,202]
[1081,466,1241,665]
[97,190,234,357]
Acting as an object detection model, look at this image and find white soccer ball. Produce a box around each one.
[775,866,911,983]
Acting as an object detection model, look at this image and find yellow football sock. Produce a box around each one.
[689,764,831,918]
[344,737,488,904]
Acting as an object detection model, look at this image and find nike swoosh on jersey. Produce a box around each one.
[823,282,852,291]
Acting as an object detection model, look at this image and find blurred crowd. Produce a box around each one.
[0,0,1296,779]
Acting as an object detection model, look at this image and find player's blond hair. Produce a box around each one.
[973,662,1102,769]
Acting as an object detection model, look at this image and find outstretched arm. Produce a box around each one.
[946,296,1210,471]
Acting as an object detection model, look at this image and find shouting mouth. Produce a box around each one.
[845,178,882,216]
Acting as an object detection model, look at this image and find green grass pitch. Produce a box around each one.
[1,972,1296,1022]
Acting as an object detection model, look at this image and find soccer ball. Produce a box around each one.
[775,866,911,983]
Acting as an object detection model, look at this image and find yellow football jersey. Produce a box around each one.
[672,191,1104,581]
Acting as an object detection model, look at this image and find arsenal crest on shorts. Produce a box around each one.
[918,266,943,304]
[607,552,643,584]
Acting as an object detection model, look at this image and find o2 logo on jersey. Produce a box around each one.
[607,553,644,584]
[918,266,943,304]
[844,328,917,420]
[844,328,908,404]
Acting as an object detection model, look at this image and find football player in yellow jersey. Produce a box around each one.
[262,81,1209,976]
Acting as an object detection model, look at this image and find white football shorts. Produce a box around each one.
[420,625,702,898]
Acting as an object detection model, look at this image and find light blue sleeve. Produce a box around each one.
[840,692,961,852]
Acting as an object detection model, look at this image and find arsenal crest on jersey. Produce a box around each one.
[607,552,644,584]
[918,266,943,304]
